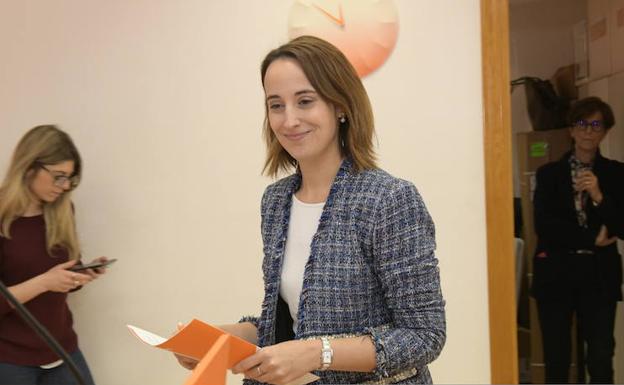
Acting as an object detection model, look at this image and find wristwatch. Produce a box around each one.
[320,337,333,370]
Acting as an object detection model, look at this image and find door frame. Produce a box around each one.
[481,0,518,383]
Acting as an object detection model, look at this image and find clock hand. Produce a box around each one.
[312,3,345,27]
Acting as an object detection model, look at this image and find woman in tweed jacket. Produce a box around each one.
[177,36,446,384]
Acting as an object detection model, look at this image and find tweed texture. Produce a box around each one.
[243,159,445,384]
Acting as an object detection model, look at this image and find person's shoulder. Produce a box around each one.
[601,156,624,170]
[598,157,624,182]
[264,174,298,193]
[536,150,572,174]
[261,174,299,205]
[536,159,564,177]
[351,168,418,198]
[356,168,413,187]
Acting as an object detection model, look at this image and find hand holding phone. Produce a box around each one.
[69,258,117,272]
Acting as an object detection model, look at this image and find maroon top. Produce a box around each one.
[0,215,79,365]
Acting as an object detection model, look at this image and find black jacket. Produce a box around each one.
[531,151,624,301]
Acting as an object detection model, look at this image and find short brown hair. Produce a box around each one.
[568,96,615,130]
[260,35,377,177]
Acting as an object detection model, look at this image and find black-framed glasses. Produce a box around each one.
[39,165,80,189]
[573,119,605,133]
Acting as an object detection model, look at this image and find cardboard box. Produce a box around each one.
[611,0,624,74]
[588,0,612,79]
[551,64,578,100]
[518,128,573,176]
[574,20,589,81]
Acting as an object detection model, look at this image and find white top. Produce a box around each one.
[280,195,324,334]
[40,359,63,369]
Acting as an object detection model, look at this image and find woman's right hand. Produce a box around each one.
[595,225,617,247]
[40,260,93,293]
[174,322,199,370]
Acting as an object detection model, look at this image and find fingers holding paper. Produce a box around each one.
[232,340,320,385]
[173,322,199,370]
[176,353,199,371]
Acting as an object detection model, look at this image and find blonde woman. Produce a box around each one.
[0,125,108,385]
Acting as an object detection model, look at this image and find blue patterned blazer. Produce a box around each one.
[243,159,446,384]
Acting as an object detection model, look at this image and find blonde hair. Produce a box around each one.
[0,125,82,260]
[260,35,377,177]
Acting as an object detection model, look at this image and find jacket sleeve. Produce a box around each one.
[238,315,260,329]
[590,163,624,239]
[237,189,272,330]
[368,180,446,377]
[533,165,599,250]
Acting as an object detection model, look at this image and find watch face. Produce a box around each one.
[288,0,399,77]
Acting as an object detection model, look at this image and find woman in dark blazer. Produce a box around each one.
[531,97,624,383]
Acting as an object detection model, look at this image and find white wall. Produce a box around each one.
[0,1,490,384]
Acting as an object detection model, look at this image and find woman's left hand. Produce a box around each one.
[574,170,603,203]
[231,340,320,385]
[83,256,109,279]
[173,322,199,370]
[595,225,618,247]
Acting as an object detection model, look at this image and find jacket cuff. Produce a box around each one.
[366,324,392,378]
[238,315,259,329]
[591,195,614,220]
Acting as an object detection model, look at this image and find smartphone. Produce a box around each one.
[69,258,117,272]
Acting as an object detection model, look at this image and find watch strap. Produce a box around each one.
[320,337,333,370]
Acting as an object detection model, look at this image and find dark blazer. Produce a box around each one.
[531,151,624,301]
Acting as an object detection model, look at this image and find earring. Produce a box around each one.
[339,114,347,124]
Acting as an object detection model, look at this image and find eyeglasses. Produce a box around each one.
[39,165,80,189]
[573,120,605,133]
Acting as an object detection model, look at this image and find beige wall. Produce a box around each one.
[0,1,490,384]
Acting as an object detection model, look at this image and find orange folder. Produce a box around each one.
[157,319,256,365]
[182,334,231,385]
[128,319,255,385]
[127,319,319,385]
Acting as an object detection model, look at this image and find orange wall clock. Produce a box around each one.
[288,0,399,78]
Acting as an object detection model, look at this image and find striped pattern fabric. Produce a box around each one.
[244,159,445,384]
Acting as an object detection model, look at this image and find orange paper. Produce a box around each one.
[127,319,255,385]
[127,319,319,385]
[182,334,231,385]
[156,319,256,366]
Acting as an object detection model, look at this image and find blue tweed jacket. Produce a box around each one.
[243,159,446,384]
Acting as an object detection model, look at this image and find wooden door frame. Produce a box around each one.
[481,0,518,383]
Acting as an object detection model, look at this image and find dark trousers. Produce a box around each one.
[537,287,617,383]
[0,349,95,385]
